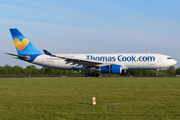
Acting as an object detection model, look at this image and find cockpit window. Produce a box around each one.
[167,57,172,59]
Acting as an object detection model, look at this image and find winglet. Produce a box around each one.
[43,49,56,57]
[43,49,53,55]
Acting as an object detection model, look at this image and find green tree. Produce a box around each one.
[144,70,151,76]
[12,66,24,75]
[40,67,48,75]
[0,66,3,75]
[26,65,40,76]
[57,69,63,76]
[47,68,59,76]
[3,65,13,75]
[167,66,176,76]
[176,67,180,75]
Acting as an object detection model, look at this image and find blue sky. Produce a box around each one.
[0,0,180,68]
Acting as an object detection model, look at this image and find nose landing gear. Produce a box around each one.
[156,69,159,77]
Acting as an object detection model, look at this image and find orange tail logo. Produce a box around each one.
[13,38,29,51]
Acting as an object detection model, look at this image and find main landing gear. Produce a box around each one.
[85,73,99,77]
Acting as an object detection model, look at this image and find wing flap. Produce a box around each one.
[62,57,104,67]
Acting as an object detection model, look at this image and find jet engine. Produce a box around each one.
[100,65,122,74]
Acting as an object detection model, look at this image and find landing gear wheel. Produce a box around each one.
[156,73,159,77]
[85,73,89,77]
[95,73,99,77]
[91,73,95,77]
[156,69,159,77]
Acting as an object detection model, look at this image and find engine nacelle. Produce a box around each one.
[100,65,122,74]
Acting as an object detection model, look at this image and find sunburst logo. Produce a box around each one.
[13,38,29,51]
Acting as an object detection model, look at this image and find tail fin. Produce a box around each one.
[9,28,43,56]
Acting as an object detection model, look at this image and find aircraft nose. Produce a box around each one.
[172,59,177,65]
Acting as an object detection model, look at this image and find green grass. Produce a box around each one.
[0,78,180,120]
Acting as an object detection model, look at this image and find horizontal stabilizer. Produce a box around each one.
[4,53,30,60]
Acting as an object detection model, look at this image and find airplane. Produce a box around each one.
[5,28,177,77]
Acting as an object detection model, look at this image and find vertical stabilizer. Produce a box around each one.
[9,28,43,56]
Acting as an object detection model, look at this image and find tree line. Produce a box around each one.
[0,65,179,77]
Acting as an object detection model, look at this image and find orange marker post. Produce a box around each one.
[93,97,96,105]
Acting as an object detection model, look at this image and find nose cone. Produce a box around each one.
[172,59,177,66]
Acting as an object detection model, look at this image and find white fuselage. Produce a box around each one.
[32,53,177,71]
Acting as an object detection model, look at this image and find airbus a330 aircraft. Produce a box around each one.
[5,28,177,77]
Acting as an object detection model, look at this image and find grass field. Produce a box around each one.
[0,77,180,120]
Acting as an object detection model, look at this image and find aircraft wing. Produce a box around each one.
[43,50,106,68]
[55,55,106,68]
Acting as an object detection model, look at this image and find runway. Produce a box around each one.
[0,76,178,78]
